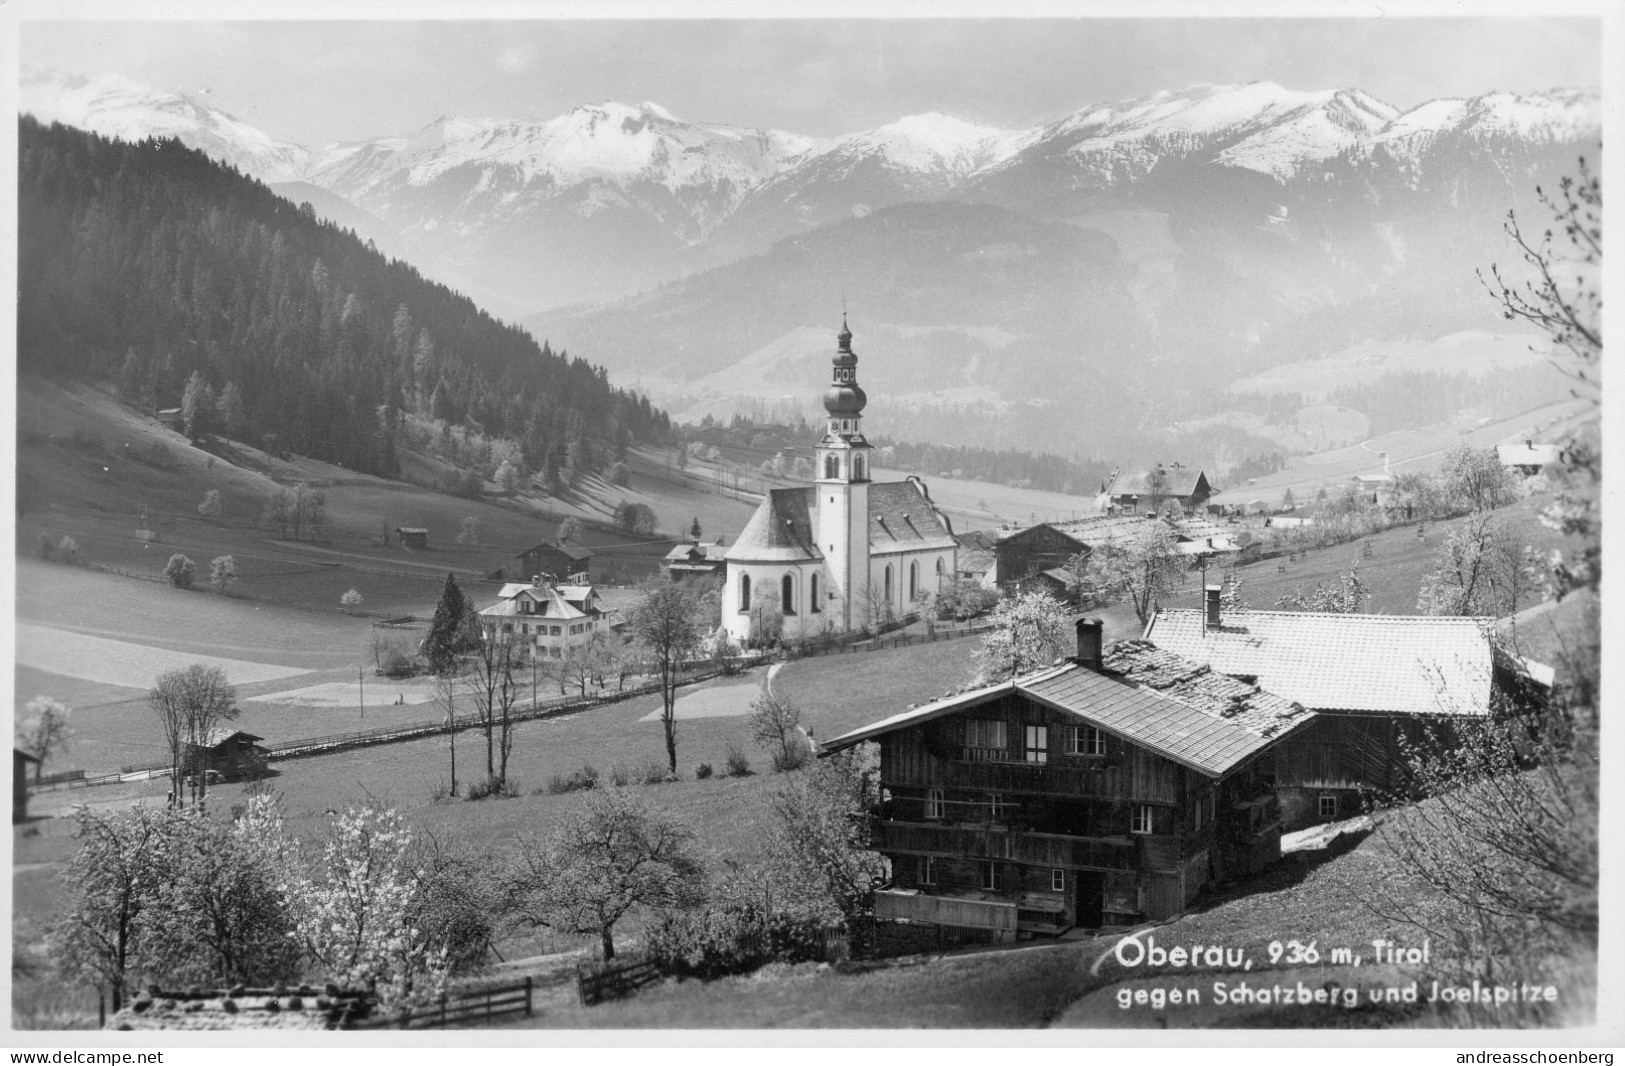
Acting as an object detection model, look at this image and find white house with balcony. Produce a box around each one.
[478,578,608,659]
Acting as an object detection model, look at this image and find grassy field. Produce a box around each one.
[1207,396,1595,510]
[16,379,756,618]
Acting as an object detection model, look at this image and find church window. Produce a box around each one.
[884,565,893,604]
[810,573,821,612]
[782,574,796,615]
[853,455,866,480]
[739,574,751,612]
[824,454,840,479]
[909,561,919,601]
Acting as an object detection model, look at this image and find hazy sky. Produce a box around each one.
[21,16,1604,145]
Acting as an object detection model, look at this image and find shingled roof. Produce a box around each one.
[1106,467,1210,499]
[822,644,1313,778]
[1144,608,1495,716]
[868,480,956,555]
[724,487,822,563]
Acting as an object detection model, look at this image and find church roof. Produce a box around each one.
[868,480,957,555]
[725,488,823,563]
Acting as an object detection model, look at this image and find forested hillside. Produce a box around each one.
[18,117,669,478]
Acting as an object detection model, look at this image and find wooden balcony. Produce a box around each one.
[871,819,1138,871]
[875,889,1018,932]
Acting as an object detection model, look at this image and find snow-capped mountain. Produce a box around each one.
[308,101,818,239]
[18,67,1600,313]
[19,69,312,183]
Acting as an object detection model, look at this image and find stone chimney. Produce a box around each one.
[1204,584,1222,630]
[1074,617,1104,671]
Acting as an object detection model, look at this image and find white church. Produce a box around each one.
[721,319,958,645]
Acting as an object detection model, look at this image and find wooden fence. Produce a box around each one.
[41,666,726,791]
[346,977,534,1029]
[576,955,662,1007]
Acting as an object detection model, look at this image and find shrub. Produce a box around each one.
[465,775,518,801]
[340,588,363,611]
[57,535,79,564]
[164,553,196,589]
[378,648,416,678]
[724,741,751,778]
[547,763,599,795]
[609,763,631,787]
[37,532,54,560]
[641,760,671,786]
[646,904,836,980]
[696,763,714,780]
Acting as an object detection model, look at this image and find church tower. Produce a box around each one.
[815,316,873,633]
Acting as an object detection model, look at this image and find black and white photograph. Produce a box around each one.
[5,0,1614,1043]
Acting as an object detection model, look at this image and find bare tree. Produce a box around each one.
[209,554,237,594]
[16,696,73,781]
[148,664,237,807]
[630,581,701,775]
[461,612,521,788]
[749,687,808,772]
[511,787,706,959]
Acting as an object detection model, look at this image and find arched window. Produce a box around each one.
[739,573,751,612]
[824,454,840,479]
[810,573,821,613]
[782,574,796,615]
[853,455,866,480]
[909,561,919,601]
[884,565,893,604]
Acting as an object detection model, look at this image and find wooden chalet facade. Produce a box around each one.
[822,620,1313,941]
[991,524,1087,587]
[1144,591,1544,830]
[1104,464,1213,514]
[14,748,40,824]
[186,728,269,781]
[515,541,592,583]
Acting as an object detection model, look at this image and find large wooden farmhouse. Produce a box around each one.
[821,620,1314,942]
[1145,590,1545,830]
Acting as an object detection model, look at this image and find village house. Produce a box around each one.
[989,523,1088,587]
[721,319,957,644]
[1144,590,1545,829]
[185,728,269,782]
[14,748,39,824]
[821,619,1313,942]
[1103,463,1213,514]
[1497,439,1562,477]
[514,540,593,584]
[478,577,609,660]
[1350,472,1394,507]
[661,537,729,581]
[394,527,429,549]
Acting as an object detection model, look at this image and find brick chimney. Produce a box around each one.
[1074,617,1104,671]
[1204,584,1222,630]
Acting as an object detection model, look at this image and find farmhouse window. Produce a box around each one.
[926,788,945,820]
[1319,794,1339,819]
[1066,725,1105,756]
[988,792,1009,821]
[981,861,1004,892]
[1052,869,1066,893]
[1131,805,1154,835]
[964,719,1007,758]
[1024,725,1049,764]
[917,855,937,886]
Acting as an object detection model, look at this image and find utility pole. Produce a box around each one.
[358,664,365,720]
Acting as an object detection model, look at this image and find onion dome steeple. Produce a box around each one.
[823,315,867,418]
